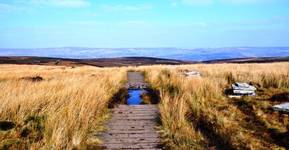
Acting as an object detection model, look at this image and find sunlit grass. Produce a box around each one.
[0,65,126,149]
[1,63,289,149]
[142,63,289,149]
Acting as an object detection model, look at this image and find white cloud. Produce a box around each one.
[220,0,275,4]
[29,0,90,8]
[101,4,153,12]
[173,0,284,5]
[179,0,214,5]
[0,2,28,14]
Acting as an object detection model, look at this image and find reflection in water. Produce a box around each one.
[127,89,144,105]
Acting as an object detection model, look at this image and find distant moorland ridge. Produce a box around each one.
[0,56,288,67]
[0,47,289,61]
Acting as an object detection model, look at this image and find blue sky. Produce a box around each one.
[0,0,289,48]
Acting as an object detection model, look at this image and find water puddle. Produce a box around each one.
[127,89,144,105]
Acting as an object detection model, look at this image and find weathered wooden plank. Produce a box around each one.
[111,116,157,120]
[99,133,160,138]
[113,108,159,111]
[112,108,158,111]
[99,103,162,149]
[107,126,156,130]
[99,143,162,149]
[111,111,159,114]
[111,114,157,117]
[117,105,158,108]
[102,137,161,143]
[104,130,158,134]
[107,120,156,124]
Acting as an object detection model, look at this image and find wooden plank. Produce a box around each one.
[99,133,160,138]
[117,105,158,108]
[99,143,162,149]
[107,120,156,124]
[112,108,159,111]
[107,126,156,130]
[111,116,157,120]
[111,114,158,117]
[101,137,161,143]
[104,130,158,134]
[111,110,159,113]
[99,103,162,149]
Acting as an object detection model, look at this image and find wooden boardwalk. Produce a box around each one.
[99,105,162,149]
[126,72,148,89]
[99,72,162,149]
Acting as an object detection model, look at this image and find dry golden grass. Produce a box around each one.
[141,63,289,149]
[0,65,126,149]
[1,63,289,150]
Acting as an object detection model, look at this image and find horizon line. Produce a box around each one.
[1,46,289,49]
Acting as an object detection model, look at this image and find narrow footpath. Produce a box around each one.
[99,72,162,149]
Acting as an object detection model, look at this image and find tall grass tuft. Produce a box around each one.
[0,65,126,149]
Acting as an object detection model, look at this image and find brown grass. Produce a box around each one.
[1,63,289,149]
[141,63,289,149]
[0,65,126,149]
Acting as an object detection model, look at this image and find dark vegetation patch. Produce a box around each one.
[141,88,160,104]
[224,88,233,95]
[0,121,15,131]
[21,76,44,82]
[270,92,289,102]
[19,115,46,142]
[269,127,289,149]
[0,114,46,149]
[108,88,128,108]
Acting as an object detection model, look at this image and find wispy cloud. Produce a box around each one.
[0,3,16,12]
[220,0,281,4]
[100,4,153,12]
[0,2,28,14]
[28,0,90,8]
[173,0,284,5]
[178,0,213,5]
[0,0,89,15]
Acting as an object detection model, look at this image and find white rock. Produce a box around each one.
[230,82,257,96]
[273,103,289,112]
[232,82,256,91]
[183,70,201,77]
[233,90,256,95]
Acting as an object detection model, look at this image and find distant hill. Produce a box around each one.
[0,47,289,61]
[204,56,289,64]
[0,56,191,67]
[0,56,288,67]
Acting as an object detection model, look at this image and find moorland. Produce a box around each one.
[0,61,289,149]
